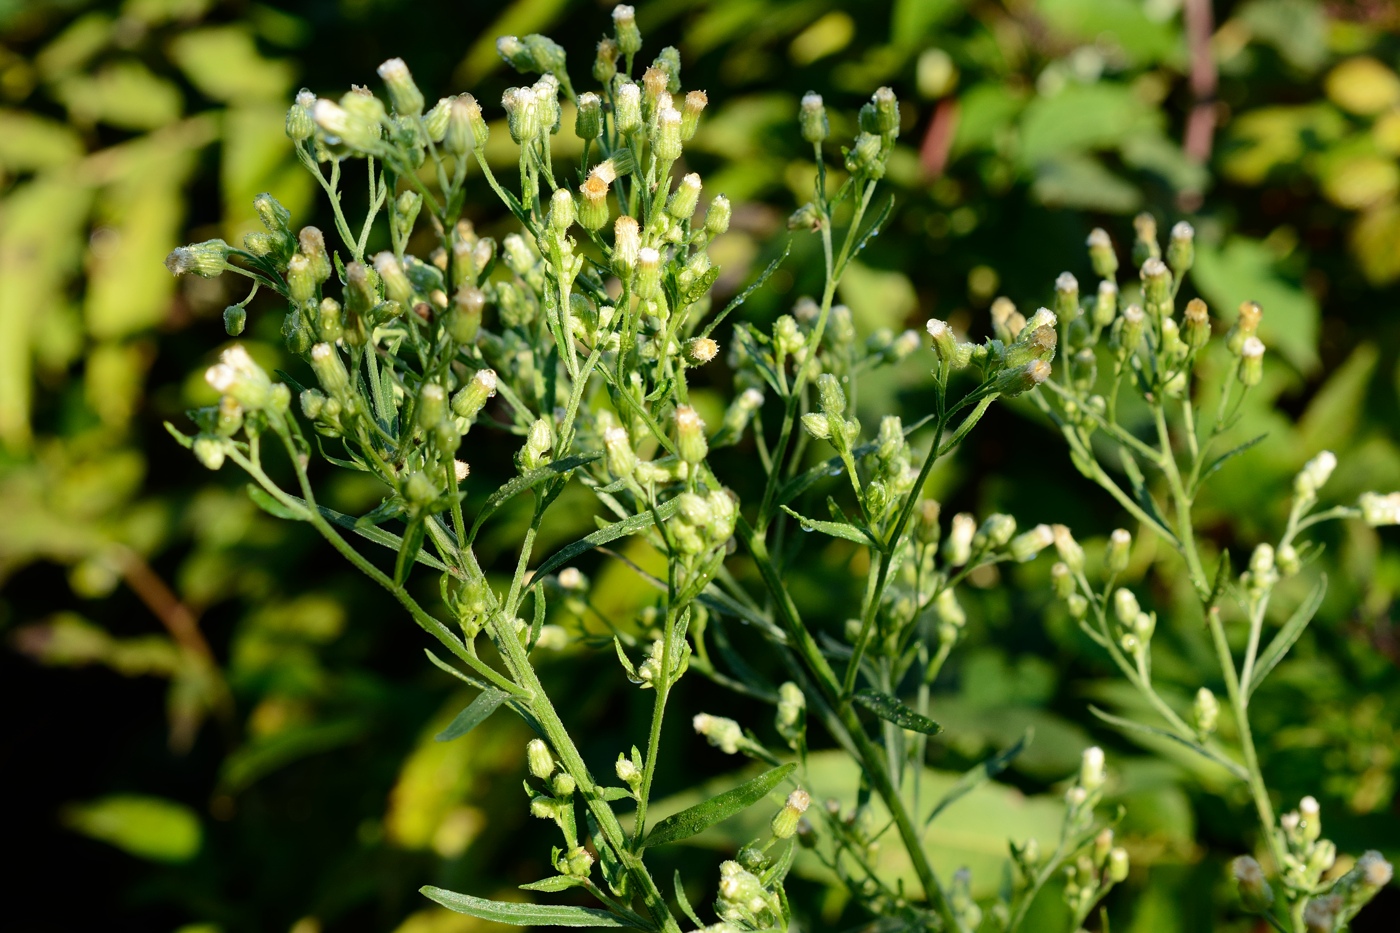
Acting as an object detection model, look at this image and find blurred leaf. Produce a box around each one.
[62,795,202,862]
[435,689,508,743]
[1239,0,1329,73]
[54,61,184,131]
[951,84,1025,159]
[0,110,82,171]
[1324,57,1400,117]
[1037,0,1180,66]
[1031,154,1143,213]
[643,763,795,848]
[1019,83,1161,166]
[1351,201,1400,285]
[168,26,295,102]
[837,260,915,336]
[455,0,571,85]
[1191,236,1319,372]
[421,887,636,928]
[222,104,314,243]
[1317,144,1399,210]
[33,12,111,80]
[219,719,364,794]
[1297,343,1378,453]
[890,0,965,48]
[1220,105,1347,185]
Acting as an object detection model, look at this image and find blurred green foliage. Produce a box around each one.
[2,1,1397,931]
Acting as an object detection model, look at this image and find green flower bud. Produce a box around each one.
[1167,221,1194,275]
[575,91,602,140]
[944,512,975,566]
[1114,303,1145,356]
[1132,212,1160,267]
[993,359,1051,397]
[551,772,576,798]
[526,738,554,780]
[447,286,484,345]
[680,90,707,140]
[800,92,828,143]
[593,37,619,83]
[934,587,965,629]
[547,186,576,235]
[562,844,592,877]
[1113,588,1140,626]
[1010,523,1054,562]
[871,86,900,135]
[377,57,424,115]
[613,4,642,58]
[287,253,316,304]
[925,318,957,367]
[286,89,316,141]
[1052,562,1076,599]
[693,712,743,755]
[223,305,247,336]
[502,86,540,143]
[654,105,682,160]
[316,297,343,343]
[776,681,806,748]
[193,435,227,470]
[1107,847,1130,883]
[845,132,885,179]
[800,412,830,440]
[634,246,661,300]
[675,405,708,464]
[1106,528,1131,574]
[1226,301,1262,354]
[1182,297,1210,350]
[1240,336,1265,387]
[614,81,642,135]
[613,216,641,275]
[1079,745,1106,792]
[451,368,496,420]
[1050,524,1084,573]
[668,172,702,220]
[1140,257,1171,309]
[603,425,637,478]
[1091,279,1118,328]
[771,789,810,839]
[1054,272,1080,321]
[1193,687,1218,737]
[703,194,731,239]
[309,342,350,399]
[1087,227,1118,280]
[418,383,446,431]
[165,239,230,278]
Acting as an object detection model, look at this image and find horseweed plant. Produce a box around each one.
[165,11,1394,932]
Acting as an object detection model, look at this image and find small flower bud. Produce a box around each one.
[1358,491,1400,526]
[1132,212,1161,266]
[1050,524,1084,573]
[1010,524,1054,562]
[377,57,424,115]
[926,318,957,366]
[1167,221,1194,275]
[1106,528,1131,573]
[1087,228,1118,280]
[574,91,602,141]
[526,738,554,780]
[681,90,707,140]
[1240,336,1265,386]
[1140,258,1171,308]
[916,499,942,547]
[668,172,702,221]
[771,789,810,839]
[165,239,230,278]
[1303,895,1340,933]
[551,773,576,798]
[286,89,315,141]
[934,587,965,628]
[547,186,576,235]
[1079,746,1106,792]
[1183,298,1210,350]
[1051,562,1075,599]
[1227,301,1262,354]
[615,754,641,788]
[776,681,806,747]
[1193,687,1219,736]
[1113,588,1140,626]
[994,359,1051,397]
[309,342,350,400]
[1299,794,1321,843]
[603,426,637,478]
[418,383,446,431]
[1295,450,1337,499]
[451,368,497,420]
[675,405,708,464]
[1054,272,1080,321]
[1092,279,1118,328]
[845,132,885,179]
[704,194,731,238]
[445,96,478,156]
[1107,847,1130,883]
[614,81,642,135]
[223,305,247,336]
[593,37,619,83]
[654,105,682,161]
[871,86,900,136]
[721,387,763,437]
[634,246,662,299]
[423,97,451,141]
[374,252,414,306]
[287,253,316,304]
[577,175,611,231]
[613,216,640,275]
[799,92,829,144]
[613,4,642,58]
[800,412,830,440]
[693,712,743,755]
[944,513,975,566]
[448,286,485,345]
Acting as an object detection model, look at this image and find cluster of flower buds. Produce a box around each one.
[187,346,291,469]
[715,859,781,929]
[1111,586,1156,659]
[692,712,751,756]
[626,635,690,690]
[669,488,738,557]
[1062,828,1130,921]
[1064,746,1107,836]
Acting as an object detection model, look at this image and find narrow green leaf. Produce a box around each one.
[599,786,633,802]
[519,876,587,893]
[435,688,508,742]
[1193,433,1267,496]
[853,690,943,735]
[1247,574,1327,700]
[526,498,682,589]
[700,241,791,341]
[467,454,598,544]
[163,421,194,449]
[420,887,637,927]
[779,506,878,546]
[849,193,895,260]
[643,763,795,848]
[1088,705,1248,781]
[394,517,426,586]
[246,484,306,521]
[424,649,485,688]
[674,870,704,929]
[277,492,453,573]
[924,730,1030,827]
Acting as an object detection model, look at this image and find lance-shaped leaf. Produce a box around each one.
[435,688,508,742]
[924,730,1030,827]
[700,241,790,341]
[1088,705,1248,781]
[246,484,306,521]
[420,887,640,928]
[526,498,683,588]
[467,454,598,543]
[779,505,878,546]
[853,690,943,735]
[1247,574,1327,701]
[642,763,795,848]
